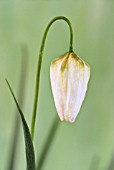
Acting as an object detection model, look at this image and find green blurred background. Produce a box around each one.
[0,1,114,170]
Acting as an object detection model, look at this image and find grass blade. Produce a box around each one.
[37,117,59,170]
[7,44,28,170]
[6,79,36,170]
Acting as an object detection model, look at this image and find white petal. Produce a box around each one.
[65,54,90,122]
[50,53,69,121]
[50,52,90,123]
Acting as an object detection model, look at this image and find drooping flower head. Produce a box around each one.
[50,52,90,123]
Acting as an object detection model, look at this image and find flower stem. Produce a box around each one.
[31,16,74,140]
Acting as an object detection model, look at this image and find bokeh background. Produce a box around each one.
[0,1,114,170]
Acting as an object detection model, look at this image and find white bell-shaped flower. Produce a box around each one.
[50,52,90,123]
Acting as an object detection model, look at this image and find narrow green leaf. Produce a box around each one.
[7,44,29,170]
[6,79,36,170]
[37,117,59,170]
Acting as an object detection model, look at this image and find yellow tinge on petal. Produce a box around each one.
[50,52,90,123]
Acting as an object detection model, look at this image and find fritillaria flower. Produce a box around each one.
[50,51,90,123]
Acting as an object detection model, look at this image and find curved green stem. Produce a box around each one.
[31,16,74,140]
